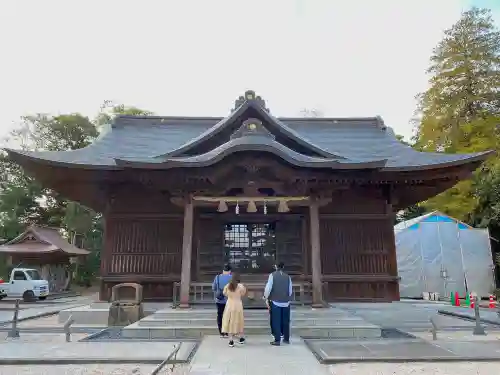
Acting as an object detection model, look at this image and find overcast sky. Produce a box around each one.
[1,0,499,144]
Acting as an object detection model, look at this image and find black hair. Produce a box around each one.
[277,261,285,270]
[223,264,232,272]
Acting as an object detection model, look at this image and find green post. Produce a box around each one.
[465,293,470,307]
[450,292,454,306]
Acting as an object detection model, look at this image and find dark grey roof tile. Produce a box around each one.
[116,135,387,169]
[4,113,492,171]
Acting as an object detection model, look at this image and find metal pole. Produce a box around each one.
[473,296,486,336]
[429,316,438,340]
[456,220,468,294]
[150,343,182,375]
[418,222,428,293]
[63,315,74,342]
[7,299,20,338]
[436,220,447,298]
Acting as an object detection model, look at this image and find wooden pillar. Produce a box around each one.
[386,202,400,301]
[309,199,324,307]
[179,197,194,308]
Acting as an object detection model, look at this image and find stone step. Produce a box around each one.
[151,310,347,319]
[137,317,366,327]
[142,315,358,321]
[121,323,381,339]
[149,314,350,321]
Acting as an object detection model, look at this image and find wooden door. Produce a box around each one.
[275,218,304,275]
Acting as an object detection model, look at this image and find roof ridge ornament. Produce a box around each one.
[375,115,386,130]
[230,118,276,140]
[233,90,269,112]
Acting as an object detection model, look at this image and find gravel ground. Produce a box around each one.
[0,364,189,375]
[329,362,498,375]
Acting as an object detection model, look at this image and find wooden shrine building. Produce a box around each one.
[0,225,90,292]
[5,90,492,305]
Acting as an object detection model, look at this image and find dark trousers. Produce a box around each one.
[270,303,290,342]
[268,301,283,335]
[216,302,226,334]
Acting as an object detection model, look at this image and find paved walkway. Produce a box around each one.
[0,296,93,325]
[190,335,330,375]
[0,337,194,364]
[439,306,500,325]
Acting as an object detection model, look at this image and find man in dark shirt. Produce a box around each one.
[212,264,232,338]
[264,261,292,346]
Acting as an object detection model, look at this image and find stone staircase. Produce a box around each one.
[121,306,382,339]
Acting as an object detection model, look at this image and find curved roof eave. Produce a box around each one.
[381,150,494,171]
[164,100,340,159]
[3,148,121,170]
[115,138,388,170]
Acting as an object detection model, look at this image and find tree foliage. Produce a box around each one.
[413,7,500,222]
[0,104,152,285]
[395,204,427,224]
[414,7,500,153]
[95,101,153,128]
[299,108,324,118]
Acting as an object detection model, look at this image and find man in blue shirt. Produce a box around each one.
[264,261,292,346]
[212,264,232,338]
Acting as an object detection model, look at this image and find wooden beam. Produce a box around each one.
[309,198,324,307]
[179,196,194,308]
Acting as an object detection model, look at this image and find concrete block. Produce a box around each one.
[354,327,382,338]
[108,304,144,327]
[58,307,110,325]
[330,328,354,338]
[121,326,151,339]
[150,328,176,339]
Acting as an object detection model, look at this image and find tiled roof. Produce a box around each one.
[116,132,388,170]
[0,225,90,256]
[3,91,494,171]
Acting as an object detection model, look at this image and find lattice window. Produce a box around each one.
[224,223,276,273]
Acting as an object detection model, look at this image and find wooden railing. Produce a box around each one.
[172,281,314,308]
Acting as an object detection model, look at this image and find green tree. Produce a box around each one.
[0,104,153,285]
[11,113,98,151]
[414,7,500,153]
[395,134,411,146]
[0,154,44,239]
[413,7,500,221]
[299,108,324,118]
[395,204,427,224]
[95,101,153,128]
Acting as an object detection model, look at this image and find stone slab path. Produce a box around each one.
[0,296,94,325]
[0,339,195,363]
[335,302,485,331]
[439,306,500,325]
[189,335,330,375]
[0,364,169,375]
[308,338,500,363]
[329,362,499,375]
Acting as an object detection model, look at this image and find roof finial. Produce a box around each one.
[232,90,269,112]
[375,115,386,130]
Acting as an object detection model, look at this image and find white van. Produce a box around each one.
[0,268,50,302]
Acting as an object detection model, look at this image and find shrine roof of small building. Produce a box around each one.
[3,90,494,171]
[0,225,90,256]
